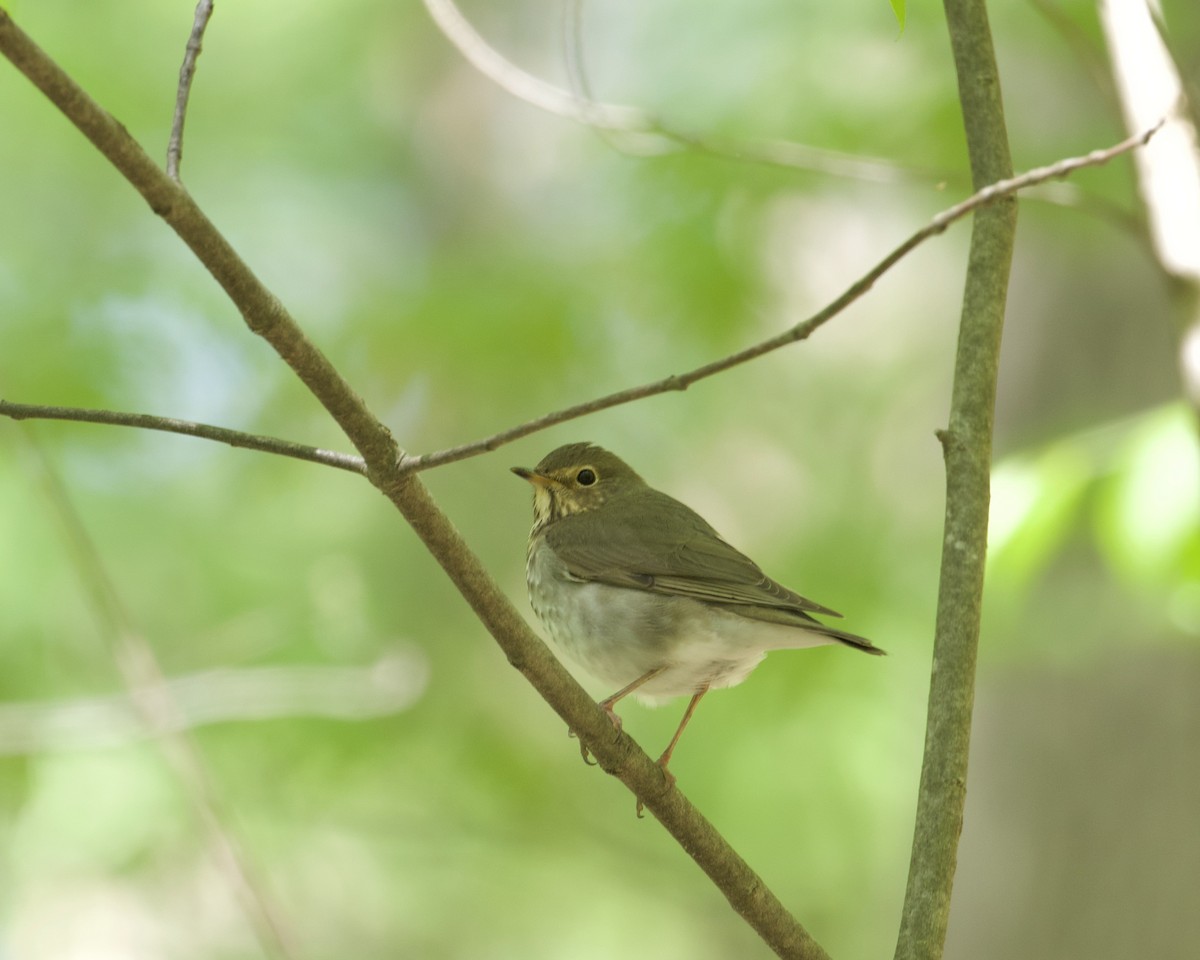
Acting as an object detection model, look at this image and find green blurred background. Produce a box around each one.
[1,1,1197,958]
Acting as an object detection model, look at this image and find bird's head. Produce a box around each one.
[512,442,644,529]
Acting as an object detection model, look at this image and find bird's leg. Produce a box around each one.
[599,665,666,725]
[574,666,666,766]
[656,687,709,777]
[635,685,708,818]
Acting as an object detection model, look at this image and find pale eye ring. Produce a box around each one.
[576,468,597,486]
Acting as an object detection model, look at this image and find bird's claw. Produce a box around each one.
[567,728,597,765]
[569,707,630,774]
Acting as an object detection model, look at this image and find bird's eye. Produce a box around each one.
[576,468,597,486]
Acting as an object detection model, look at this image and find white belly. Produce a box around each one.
[526,539,834,705]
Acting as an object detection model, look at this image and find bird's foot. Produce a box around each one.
[566,728,596,766]
[569,705,624,767]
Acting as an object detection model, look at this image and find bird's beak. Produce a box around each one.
[511,466,551,487]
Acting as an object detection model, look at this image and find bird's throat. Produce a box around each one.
[530,485,556,530]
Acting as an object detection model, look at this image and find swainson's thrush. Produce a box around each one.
[513,442,883,785]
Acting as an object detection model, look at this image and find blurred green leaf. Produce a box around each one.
[1094,405,1200,588]
[990,404,1200,604]
[988,443,1092,586]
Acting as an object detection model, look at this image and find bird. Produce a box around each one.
[512,442,883,792]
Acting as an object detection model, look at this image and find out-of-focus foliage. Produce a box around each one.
[0,1,1196,959]
[990,405,1200,618]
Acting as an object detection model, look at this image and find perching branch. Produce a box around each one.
[166,0,214,180]
[0,11,830,958]
[894,1,1017,958]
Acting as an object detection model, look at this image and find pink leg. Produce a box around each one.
[575,666,666,765]
[636,685,708,818]
[657,685,708,774]
[599,665,667,726]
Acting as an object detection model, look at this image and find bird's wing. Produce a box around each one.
[543,490,843,617]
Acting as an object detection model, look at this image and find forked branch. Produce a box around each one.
[0,11,830,958]
[1,126,1159,475]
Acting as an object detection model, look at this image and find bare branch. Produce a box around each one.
[167,0,215,181]
[402,119,1164,475]
[0,400,368,474]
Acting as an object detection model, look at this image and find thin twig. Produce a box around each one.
[167,0,214,181]
[21,435,295,960]
[0,400,367,474]
[401,119,1164,474]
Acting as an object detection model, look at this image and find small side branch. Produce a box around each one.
[0,400,367,475]
[402,120,1162,474]
[167,0,215,181]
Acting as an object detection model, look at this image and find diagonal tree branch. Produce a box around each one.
[0,11,829,958]
[894,1,1017,958]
